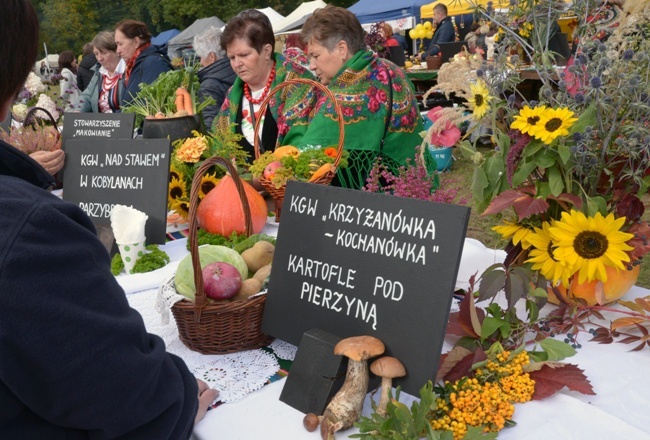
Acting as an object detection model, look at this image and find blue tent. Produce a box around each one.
[348,0,432,24]
[151,29,180,46]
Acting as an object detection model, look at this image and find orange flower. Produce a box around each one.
[176,136,208,163]
[324,147,337,158]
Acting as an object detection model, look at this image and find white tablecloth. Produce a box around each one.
[191,285,650,440]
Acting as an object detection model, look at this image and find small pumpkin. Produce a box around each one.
[197,174,268,236]
[273,145,300,160]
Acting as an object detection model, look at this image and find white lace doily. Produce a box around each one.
[128,287,280,403]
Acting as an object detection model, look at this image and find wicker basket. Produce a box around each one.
[426,54,442,70]
[170,156,273,354]
[253,77,345,221]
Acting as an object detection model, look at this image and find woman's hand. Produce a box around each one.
[30,149,65,175]
[194,378,219,425]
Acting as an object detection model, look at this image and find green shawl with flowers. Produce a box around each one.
[297,50,424,189]
[213,52,317,156]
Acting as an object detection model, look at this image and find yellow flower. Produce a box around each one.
[510,105,547,136]
[168,177,187,201]
[550,210,634,284]
[169,198,190,220]
[525,221,574,287]
[469,79,492,120]
[175,135,208,163]
[530,107,578,144]
[492,221,533,249]
[198,173,221,199]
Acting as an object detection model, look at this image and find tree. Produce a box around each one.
[40,0,99,54]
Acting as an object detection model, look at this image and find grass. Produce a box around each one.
[437,148,650,289]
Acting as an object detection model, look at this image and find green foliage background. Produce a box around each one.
[30,0,356,55]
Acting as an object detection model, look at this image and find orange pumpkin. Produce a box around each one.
[197,174,268,236]
[548,265,640,306]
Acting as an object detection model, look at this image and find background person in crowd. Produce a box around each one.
[193,26,236,129]
[77,42,97,91]
[78,31,125,113]
[299,5,424,189]
[382,22,400,47]
[0,1,217,437]
[115,19,172,106]
[421,3,455,60]
[58,50,81,112]
[214,9,318,161]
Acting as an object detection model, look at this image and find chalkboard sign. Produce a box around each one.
[61,113,135,142]
[62,138,171,244]
[262,181,470,395]
[1,112,11,133]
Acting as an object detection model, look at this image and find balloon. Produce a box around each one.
[426,30,434,39]
[415,23,423,31]
[423,21,432,30]
[409,29,417,39]
[417,29,427,39]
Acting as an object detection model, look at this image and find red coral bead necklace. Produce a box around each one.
[243,63,276,105]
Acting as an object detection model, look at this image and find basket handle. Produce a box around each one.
[252,77,345,168]
[187,157,253,316]
[23,106,59,129]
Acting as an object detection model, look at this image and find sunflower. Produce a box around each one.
[198,173,221,199]
[169,198,190,220]
[468,79,492,120]
[492,221,533,249]
[510,105,547,136]
[169,165,182,182]
[168,177,187,202]
[530,107,578,144]
[550,210,634,284]
[525,221,574,287]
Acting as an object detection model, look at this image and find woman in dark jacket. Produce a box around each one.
[115,19,172,106]
[193,26,236,129]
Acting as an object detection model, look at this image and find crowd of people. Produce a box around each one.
[0,2,431,436]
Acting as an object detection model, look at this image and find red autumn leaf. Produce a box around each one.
[482,190,529,215]
[442,348,487,383]
[627,222,650,260]
[513,196,550,220]
[547,192,583,210]
[529,363,595,400]
[457,294,486,338]
[436,346,472,382]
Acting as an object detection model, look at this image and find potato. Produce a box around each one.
[241,241,275,273]
[174,110,189,117]
[231,278,262,301]
[253,264,272,284]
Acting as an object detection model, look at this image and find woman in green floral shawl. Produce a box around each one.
[300,5,424,189]
[214,9,318,162]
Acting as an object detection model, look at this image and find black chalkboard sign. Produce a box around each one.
[61,113,135,142]
[1,112,11,133]
[62,138,171,244]
[262,181,470,395]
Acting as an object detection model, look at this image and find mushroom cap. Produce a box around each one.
[370,356,406,379]
[334,335,385,362]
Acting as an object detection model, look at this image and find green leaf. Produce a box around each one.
[569,103,597,134]
[481,316,510,340]
[528,350,549,362]
[557,143,571,164]
[464,425,498,439]
[547,166,563,197]
[586,196,608,216]
[538,338,577,361]
[535,147,557,168]
[511,158,539,187]
[526,298,539,322]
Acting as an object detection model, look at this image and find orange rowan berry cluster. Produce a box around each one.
[429,350,535,440]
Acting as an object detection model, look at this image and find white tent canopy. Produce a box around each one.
[274,0,328,34]
[167,16,226,59]
[257,7,285,31]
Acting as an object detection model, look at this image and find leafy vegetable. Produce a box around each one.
[187,229,249,251]
[110,245,170,275]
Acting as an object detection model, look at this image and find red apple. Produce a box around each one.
[263,161,283,179]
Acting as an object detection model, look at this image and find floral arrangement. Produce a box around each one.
[168,127,248,219]
[10,72,60,123]
[422,1,650,309]
[365,22,390,59]
[249,145,349,189]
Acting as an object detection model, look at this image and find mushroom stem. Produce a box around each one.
[321,358,369,440]
[377,376,392,416]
